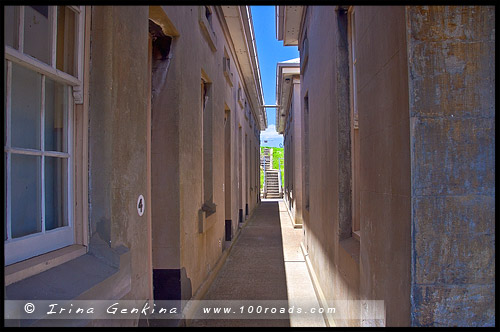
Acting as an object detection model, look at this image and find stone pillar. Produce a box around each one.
[407,6,495,326]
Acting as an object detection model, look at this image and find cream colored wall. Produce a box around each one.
[299,6,346,325]
[284,80,303,226]
[88,5,152,308]
[298,6,411,326]
[156,6,261,298]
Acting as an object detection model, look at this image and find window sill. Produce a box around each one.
[199,201,218,233]
[5,243,131,326]
[198,7,217,52]
[5,244,87,286]
[223,70,233,87]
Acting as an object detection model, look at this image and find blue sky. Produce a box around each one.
[251,6,299,148]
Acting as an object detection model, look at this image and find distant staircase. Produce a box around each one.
[265,170,281,198]
[261,148,282,199]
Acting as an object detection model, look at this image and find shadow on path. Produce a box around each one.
[188,201,290,327]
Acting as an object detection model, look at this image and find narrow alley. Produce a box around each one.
[3,5,494,328]
[188,199,325,327]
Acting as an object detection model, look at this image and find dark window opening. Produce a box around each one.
[149,20,172,61]
[205,6,213,29]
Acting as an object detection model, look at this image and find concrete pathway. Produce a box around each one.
[188,199,325,327]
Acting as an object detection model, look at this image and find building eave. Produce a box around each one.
[276,6,304,47]
[221,6,267,130]
[276,61,300,134]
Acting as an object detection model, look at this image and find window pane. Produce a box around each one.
[11,154,41,238]
[56,6,76,76]
[4,6,18,48]
[45,157,68,231]
[24,6,51,64]
[45,78,68,152]
[11,63,41,150]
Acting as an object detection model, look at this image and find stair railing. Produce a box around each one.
[263,165,267,198]
[261,152,267,198]
[278,157,283,198]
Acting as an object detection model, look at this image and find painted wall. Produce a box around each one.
[283,79,303,226]
[299,5,351,325]
[297,5,494,327]
[299,6,412,326]
[5,5,261,327]
[88,4,151,313]
[151,6,261,301]
[89,5,262,317]
[355,6,411,327]
[407,6,495,326]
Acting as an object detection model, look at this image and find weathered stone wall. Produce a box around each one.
[407,6,495,326]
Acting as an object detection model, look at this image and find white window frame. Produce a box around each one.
[4,5,85,266]
[348,6,360,240]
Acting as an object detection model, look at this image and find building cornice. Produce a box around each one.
[219,6,267,130]
[276,6,304,47]
[276,61,300,134]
